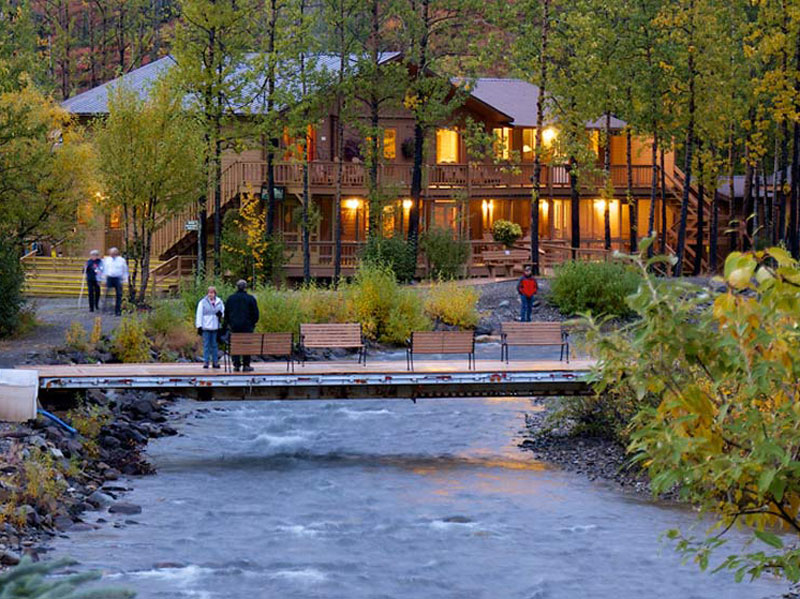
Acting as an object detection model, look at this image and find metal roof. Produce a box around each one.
[470,78,627,129]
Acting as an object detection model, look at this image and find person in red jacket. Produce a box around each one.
[517,265,538,322]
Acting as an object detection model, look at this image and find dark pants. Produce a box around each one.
[520,295,534,322]
[106,276,123,315]
[87,280,101,312]
[232,354,251,369]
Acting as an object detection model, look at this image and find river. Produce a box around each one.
[51,397,787,598]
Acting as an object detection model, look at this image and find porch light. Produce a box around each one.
[345,198,362,210]
[522,144,532,154]
[402,199,413,210]
[542,127,558,146]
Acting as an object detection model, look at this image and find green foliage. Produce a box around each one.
[0,238,25,337]
[491,219,523,247]
[584,246,800,583]
[179,277,236,323]
[549,260,641,317]
[359,235,417,282]
[0,556,133,598]
[383,288,432,344]
[146,301,200,359]
[342,263,405,342]
[420,226,469,280]
[423,281,480,328]
[111,317,152,363]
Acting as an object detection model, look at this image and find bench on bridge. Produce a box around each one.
[481,249,531,278]
[406,330,475,371]
[500,322,569,363]
[224,332,294,373]
[299,323,366,365]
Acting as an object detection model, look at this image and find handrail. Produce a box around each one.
[19,250,37,263]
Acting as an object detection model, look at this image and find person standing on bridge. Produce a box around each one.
[196,286,224,369]
[517,264,538,322]
[225,280,260,372]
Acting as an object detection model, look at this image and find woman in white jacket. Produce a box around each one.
[195,287,225,369]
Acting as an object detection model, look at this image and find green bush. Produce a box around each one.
[179,276,236,322]
[360,235,416,282]
[548,260,641,317]
[424,281,480,328]
[146,300,199,359]
[420,226,469,280]
[383,288,431,344]
[0,239,26,337]
[491,219,523,247]
[343,263,405,342]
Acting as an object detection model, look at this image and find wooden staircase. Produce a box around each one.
[22,256,191,298]
[662,168,730,274]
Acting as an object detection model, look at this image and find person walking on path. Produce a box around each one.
[225,279,260,372]
[517,264,538,322]
[85,250,103,312]
[196,286,224,369]
[102,247,129,316]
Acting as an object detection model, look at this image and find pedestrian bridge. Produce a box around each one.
[24,359,593,403]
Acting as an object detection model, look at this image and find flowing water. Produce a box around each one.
[51,397,787,598]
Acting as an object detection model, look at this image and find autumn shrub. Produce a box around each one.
[424,281,480,328]
[146,300,199,358]
[255,286,304,334]
[549,260,641,317]
[64,321,89,352]
[0,446,69,528]
[298,284,348,325]
[584,246,800,583]
[90,316,103,345]
[420,226,469,279]
[343,263,402,341]
[383,288,431,344]
[111,316,152,362]
[360,235,417,282]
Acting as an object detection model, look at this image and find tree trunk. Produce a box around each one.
[673,0,696,277]
[660,147,667,255]
[626,126,635,253]
[603,112,611,251]
[366,0,381,241]
[789,28,800,257]
[303,150,311,283]
[407,0,430,255]
[777,120,788,244]
[213,134,222,276]
[265,0,277,238]
[569,156,580,258]
[647,130,658,258]
[530,0,550,275]
[693,146,703,275]
[334,107,344,283]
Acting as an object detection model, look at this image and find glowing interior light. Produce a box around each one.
[402,199,413,210]
[542,127,558,146]
[345,198,362,210]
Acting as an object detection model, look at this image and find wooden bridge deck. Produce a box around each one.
[26,359,594,400]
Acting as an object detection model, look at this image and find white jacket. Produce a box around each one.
[195,296,224,330]
[102,256,129,283]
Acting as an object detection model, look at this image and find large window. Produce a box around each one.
[522,128,535,162]
[493,127,512,160]
[383,128,396,160]
[436,129,459,164]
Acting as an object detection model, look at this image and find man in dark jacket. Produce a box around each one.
[85,250,103,312]
[225,280,260,372]
[517,265,538,322]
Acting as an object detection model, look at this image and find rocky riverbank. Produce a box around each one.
[0,389,178,568]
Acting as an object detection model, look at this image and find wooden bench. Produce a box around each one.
[299,323,366,365]
[500,322,569,363]
[406,330,475,371]
[481,249,531,278]
[224,332,294,372]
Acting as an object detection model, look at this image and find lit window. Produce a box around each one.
[493,127,512,160]
[542,127,558,147]
[436,129,459,164]
[383,129,396,160]
[522,129,535,161]
[109,207,121,230]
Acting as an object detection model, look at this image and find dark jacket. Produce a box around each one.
[517,274,538,298]
[85,258,102,282]
[225,290,260,333]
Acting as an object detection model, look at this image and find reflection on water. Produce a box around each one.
[51,398,787,599]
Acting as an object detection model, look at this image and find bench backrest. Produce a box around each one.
[501,322,564,345]
[482,250,530,261]
[411,330,474,354]
[300,323,363,348]
[229,332,264,355]
[262,332,293,355]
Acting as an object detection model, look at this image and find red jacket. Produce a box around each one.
[518,275,538,298]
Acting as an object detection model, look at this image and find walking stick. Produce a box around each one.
[78,271,85,309]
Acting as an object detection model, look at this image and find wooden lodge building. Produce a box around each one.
[61,55,720,278]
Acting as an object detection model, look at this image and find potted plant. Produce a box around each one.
[491,219,523,253]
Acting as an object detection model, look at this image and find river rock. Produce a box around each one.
[130,399,154,418]
[87,490,114,509]
[0,549,20,566]
[99,434,121,450]
[109,502,142,515]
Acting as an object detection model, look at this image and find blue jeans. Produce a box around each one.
[520,295,534,322]
[106,276,123,315]
[202,330,219,365]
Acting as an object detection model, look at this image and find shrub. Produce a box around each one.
[0,239,25,337]
[64,321,89,352]
[111,316,152,362]
[360,235,416,282]
[146,301,199,359]
[424,281,480,328]
[179,276,235,322]
[548,260,641,317]
[343,263,401,341]
[255,286,304,334]
[89,316,103,345]
[0,557,134,598]
[383,288,431,344]
[420,226,469,280]
[491,219,523,247]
